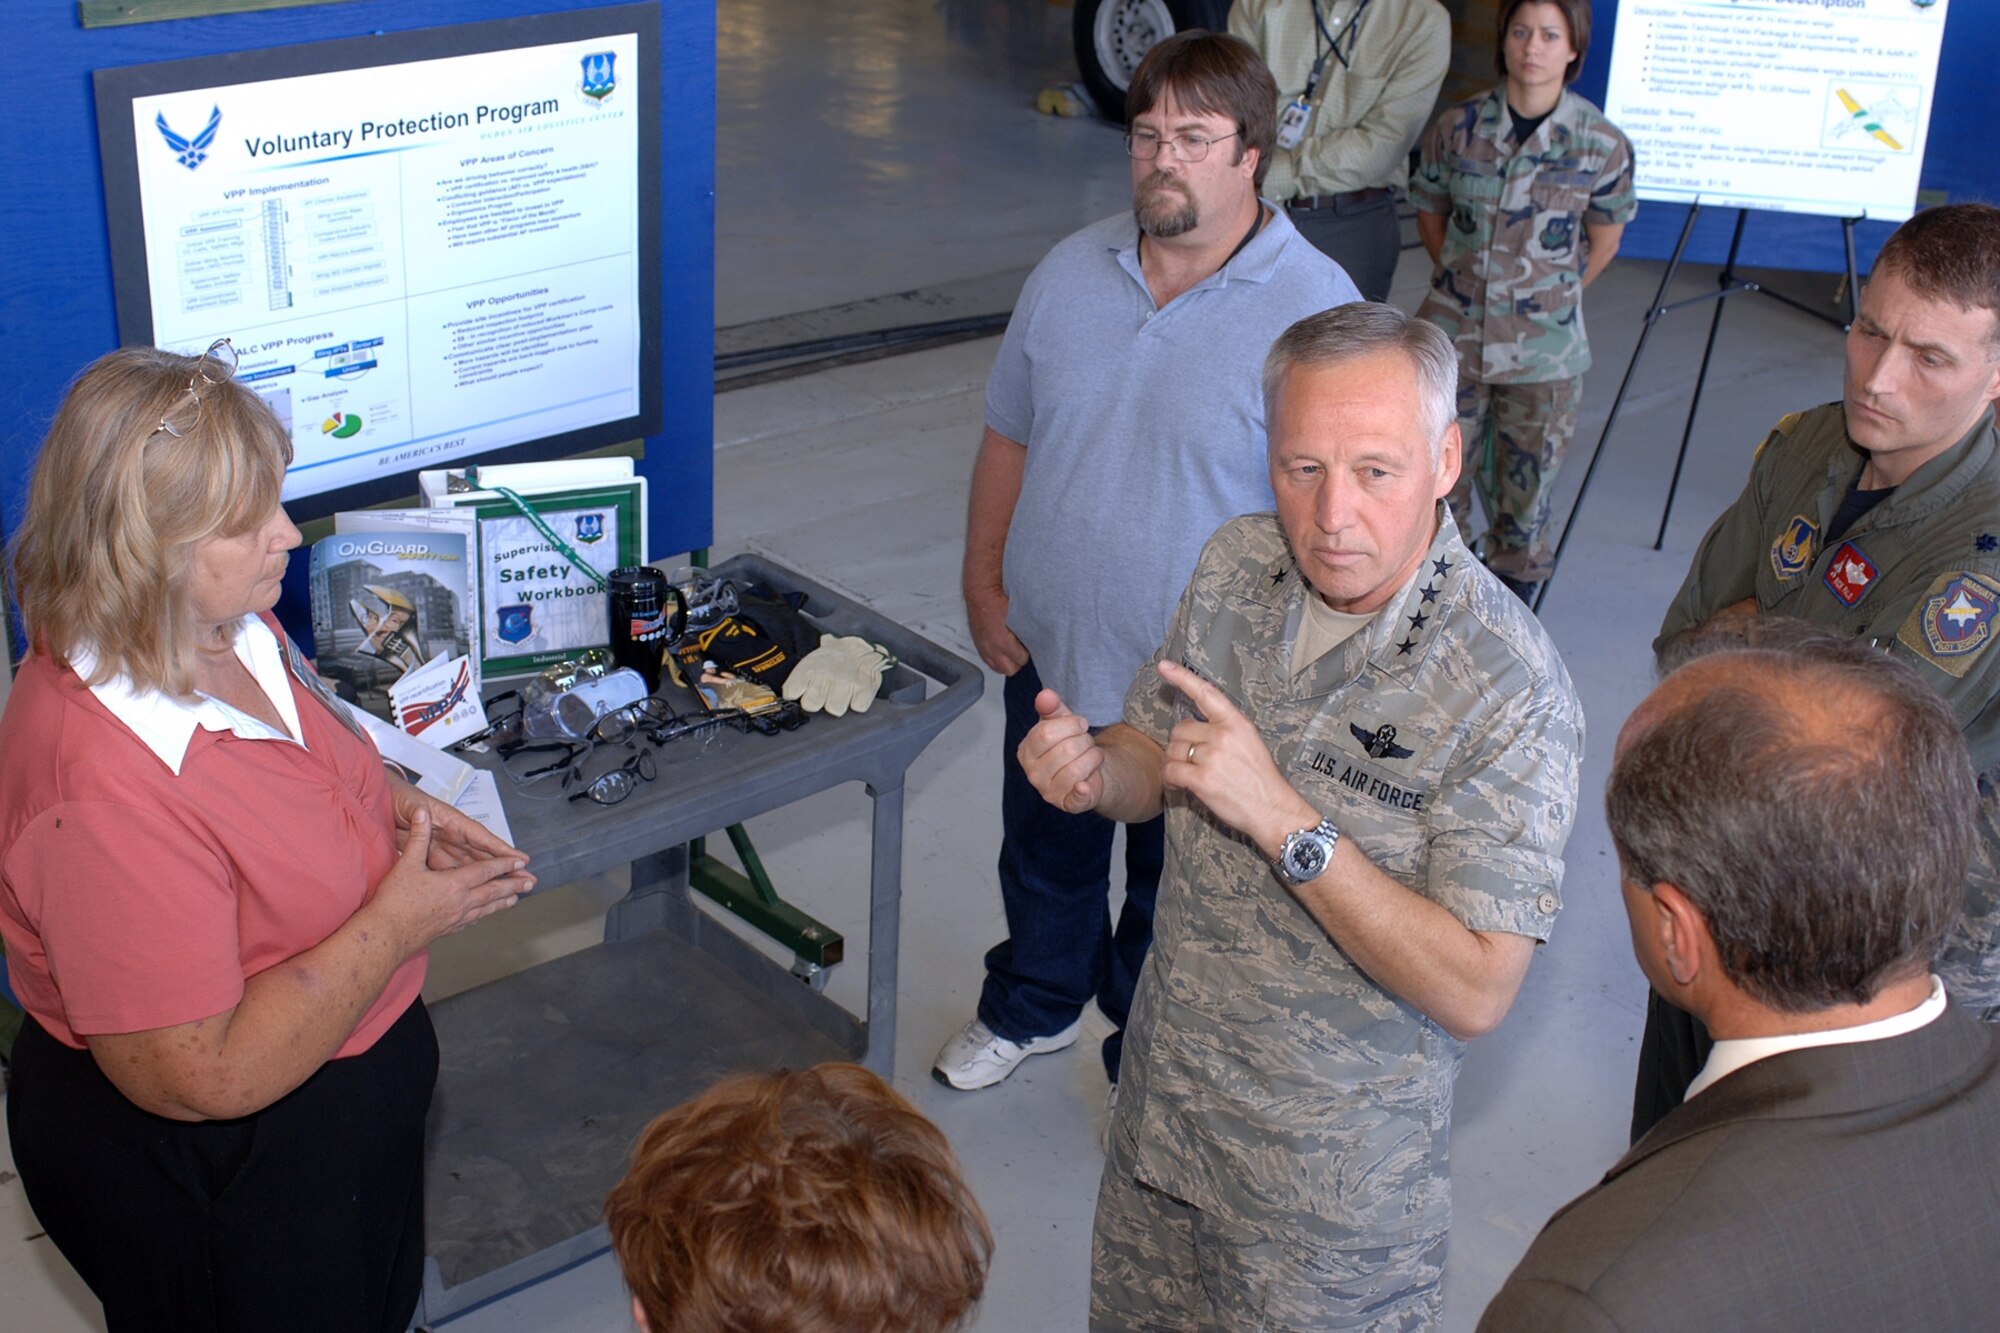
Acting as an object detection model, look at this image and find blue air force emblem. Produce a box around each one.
[580,52,618,101]
[497,604,534,644]
[1770,514,1818,581]
[156,107,222,171]
[574,513,605,545]
[1538,213,1576,254]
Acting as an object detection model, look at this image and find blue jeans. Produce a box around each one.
[978,660,1164,1081]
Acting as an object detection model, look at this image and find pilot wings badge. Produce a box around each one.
[156,106,221,171]
[1350,721,1414,761]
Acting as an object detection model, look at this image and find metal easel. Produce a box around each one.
[1533,203,1863,615]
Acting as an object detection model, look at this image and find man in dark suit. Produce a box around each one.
[1481,626,2000,1331]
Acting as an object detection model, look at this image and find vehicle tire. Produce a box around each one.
[1073,0,1233,125]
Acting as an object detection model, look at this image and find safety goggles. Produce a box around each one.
[529,649,614,699]
[497,738,593,786]
[565,747,658,806]
[586,697,680,745]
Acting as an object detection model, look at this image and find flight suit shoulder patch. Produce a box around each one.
[1896,571,2000,678]
[1770,514,1818,581]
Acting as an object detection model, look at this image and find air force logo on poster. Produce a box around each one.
[580,52,617,102]
[156,106,221,170]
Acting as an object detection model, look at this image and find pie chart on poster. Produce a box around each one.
[322,412,363,438]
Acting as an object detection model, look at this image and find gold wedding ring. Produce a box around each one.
[1186,741,1199,763]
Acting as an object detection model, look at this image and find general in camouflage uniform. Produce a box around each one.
[1411,86,1635,584]
[1099,512,1581,1328]
[1634,403,2000,1137]
[1016,306,1581,1327]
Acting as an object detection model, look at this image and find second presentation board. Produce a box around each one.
[1603,0,1949,221]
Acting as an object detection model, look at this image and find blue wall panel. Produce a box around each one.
[0,0,714,574]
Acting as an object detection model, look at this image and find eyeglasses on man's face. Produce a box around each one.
[152,338,239,441]
[1124,129,1241,163]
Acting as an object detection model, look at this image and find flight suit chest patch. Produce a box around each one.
[1822,541,1878,607]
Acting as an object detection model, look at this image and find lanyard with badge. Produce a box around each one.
[281,629,371,743]
[1276,0,1374,152]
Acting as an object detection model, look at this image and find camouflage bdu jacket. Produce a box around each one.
[1111,513,1582,1245]
[1660,404,2000,1015]
[1411,87,1635,384]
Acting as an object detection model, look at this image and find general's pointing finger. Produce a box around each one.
[1157,660,1243,722]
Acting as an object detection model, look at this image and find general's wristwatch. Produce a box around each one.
[1274,817,1341,886]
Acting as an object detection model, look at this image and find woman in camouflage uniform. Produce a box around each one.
[1410,0,1635,599]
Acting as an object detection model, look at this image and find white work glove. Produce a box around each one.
[782,636,891,717]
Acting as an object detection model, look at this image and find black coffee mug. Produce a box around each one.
[606,566,686,693]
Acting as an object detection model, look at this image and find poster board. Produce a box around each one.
[92,4,662,515]
[1603,0,1949,222]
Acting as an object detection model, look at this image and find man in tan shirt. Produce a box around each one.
[1232,0,1450,301]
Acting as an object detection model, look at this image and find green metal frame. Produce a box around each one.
[688,826,844,970]
[680,548,844,971]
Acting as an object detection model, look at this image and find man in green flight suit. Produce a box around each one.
[1636,202,2000,1141]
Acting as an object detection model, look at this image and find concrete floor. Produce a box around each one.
[1,1,1857,1328]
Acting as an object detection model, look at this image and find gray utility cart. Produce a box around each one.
[411,552,982,1325]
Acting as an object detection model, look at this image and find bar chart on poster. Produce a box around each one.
[1603,0,1949,221]
[95,7,661,510]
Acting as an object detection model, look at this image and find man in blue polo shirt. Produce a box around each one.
[936,30,1358,1096]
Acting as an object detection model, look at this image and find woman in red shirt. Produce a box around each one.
[0,343,534,1332]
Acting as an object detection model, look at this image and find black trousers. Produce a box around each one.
[1630,987,1713,1144]
[1286,193,1402,304]
[8,998,437,1333]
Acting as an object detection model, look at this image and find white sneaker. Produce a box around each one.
[931,1017,1082,1090]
